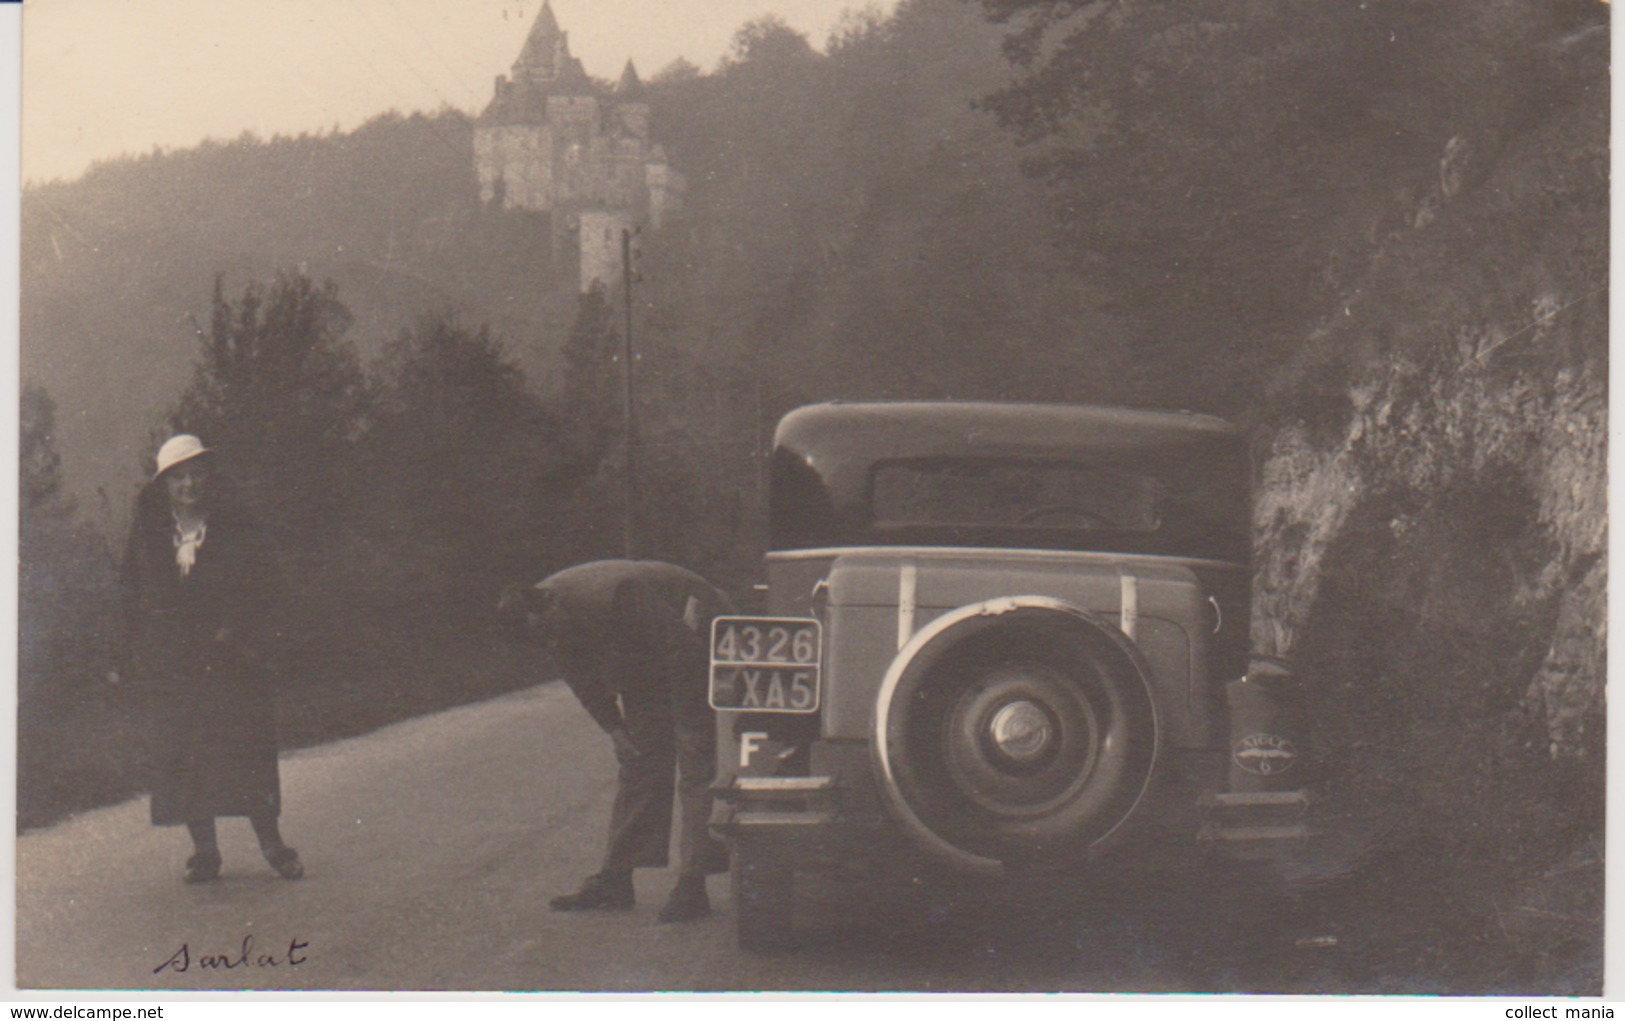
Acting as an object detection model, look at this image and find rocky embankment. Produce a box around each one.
[1247,23,1605,992]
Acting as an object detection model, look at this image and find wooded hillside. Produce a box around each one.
[19,0,1606,991]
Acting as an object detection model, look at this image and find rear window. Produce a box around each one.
[871,460,1161,533]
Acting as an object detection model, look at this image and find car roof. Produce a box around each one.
[769,401,1251,560]
[775,401,1244,466]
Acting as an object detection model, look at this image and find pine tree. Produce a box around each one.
[363,308,570,597]
[18,381,117,825]
[169,271,367,549]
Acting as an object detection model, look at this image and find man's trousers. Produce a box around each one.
[599,659,730,879]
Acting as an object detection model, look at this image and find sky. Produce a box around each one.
[20,0,897,185]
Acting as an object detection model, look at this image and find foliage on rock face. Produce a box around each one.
[1247,13,1604,992]
[975,0,1606,412]
[1248,10,1607,750]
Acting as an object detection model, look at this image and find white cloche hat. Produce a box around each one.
[154,434,212,479]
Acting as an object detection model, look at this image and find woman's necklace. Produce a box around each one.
[173,511,207,577]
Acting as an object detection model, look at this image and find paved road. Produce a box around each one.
[18,683,1355,993]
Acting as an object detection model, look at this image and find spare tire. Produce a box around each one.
[873,598,1159,870]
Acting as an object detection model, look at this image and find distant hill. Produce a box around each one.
[23,109,587,521]
[21,1,1117,528]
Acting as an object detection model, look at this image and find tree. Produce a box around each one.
[380,308,531,436]
[724,15,817,69]
[651,57,701,86]
[362,308,573,596]
[169,271,367,548]
[973,0,1607,412]
[19,382,104,582]
[18,381,119,825]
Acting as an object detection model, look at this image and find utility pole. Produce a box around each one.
[620,227,638,560]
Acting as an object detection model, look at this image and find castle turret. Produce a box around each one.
[512,1,565,84]
[613,60,651,140]
[615,59,646,99]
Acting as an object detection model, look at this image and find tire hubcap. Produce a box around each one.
[988,700,1052,763]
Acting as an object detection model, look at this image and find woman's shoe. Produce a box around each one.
[183,850,222,884]
[264,845,304,880]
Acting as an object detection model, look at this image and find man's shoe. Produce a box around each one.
[183,850,222,884]
[657,876,711,923]
[550,873,634,912]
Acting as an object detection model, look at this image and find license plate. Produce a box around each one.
[709,616,822,713]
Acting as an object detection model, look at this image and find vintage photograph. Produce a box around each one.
[15,0,1607,996]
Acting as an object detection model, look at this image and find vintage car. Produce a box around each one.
[708,401,1308,952]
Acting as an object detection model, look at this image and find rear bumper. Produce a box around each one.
[710,739,890,860]
[713,774,839,831]
[711,740,1312,870]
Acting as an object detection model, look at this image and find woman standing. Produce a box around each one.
[114,434,302,883]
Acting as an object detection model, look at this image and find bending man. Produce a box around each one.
[506,560,734,923]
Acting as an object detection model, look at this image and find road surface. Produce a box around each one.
[18,682,1373,993]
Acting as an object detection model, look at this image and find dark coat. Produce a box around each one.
[118,480,284,826]
[532,560,734,734]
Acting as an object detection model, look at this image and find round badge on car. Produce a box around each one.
[1232,733,1299,775]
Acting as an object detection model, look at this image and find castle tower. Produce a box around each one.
[612,61,651,139]
[472,2,685,290]
[578,209,639,296]
[511,1,565,84]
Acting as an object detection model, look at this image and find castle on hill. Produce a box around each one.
[473,1,684,291]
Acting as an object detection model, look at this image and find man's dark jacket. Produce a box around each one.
[531,560,734,733]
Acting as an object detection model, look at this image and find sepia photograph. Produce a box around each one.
[13,0,1609,997]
